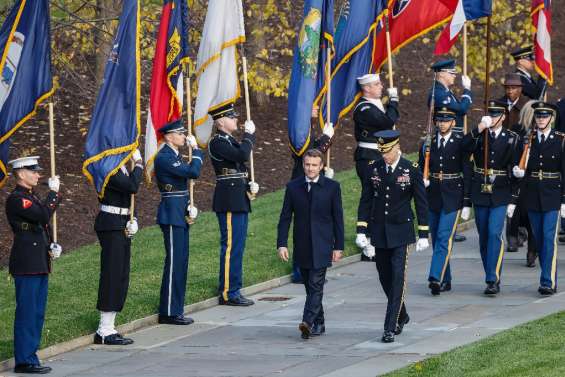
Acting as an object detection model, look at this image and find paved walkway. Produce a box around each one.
[4,227,565,377]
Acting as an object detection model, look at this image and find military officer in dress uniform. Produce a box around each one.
[208,103,259,306]
[6,156,61,374]
[357,130,429,343]
[511,46,546,100]
[353,73,399,261]
[464,100,520,295]
[155,120,204,325]
[93,149,143,345]
[512,102,565,295]
[418,108,472,295]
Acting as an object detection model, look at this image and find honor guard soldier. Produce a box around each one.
[155,120,203,325]
[511,46,547,100]
[208,103,259,306]
[419,108,472,295]
[93,149,143,345]
[465,100,520,295]
[6,156,61,374]
[512,102,564,295]
[353,73,399,261]
[357,130,429,343]
[429,59,472,135]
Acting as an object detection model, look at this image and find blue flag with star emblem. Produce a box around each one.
[287,0,334,157]
[0,0,54,188]
[83,0,141,197]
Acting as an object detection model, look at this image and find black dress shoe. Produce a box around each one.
[484,282,499,295]
[311,322,326,336]
[360,254,374,262]
[440,282,452,292]
[453,234,466,242]
[506,245,518,253]
[429,281,441,296]
[94,332,134,345]
[395,315,410,335]
[526,251,537,267]
[291,277,304,284]
[559,235,565,244]
[299,322,311,339]
[158,314,195,325]
[538,286,555,296]
[219,295,255,306]
[381,331,395,343]
[14,364,52,374]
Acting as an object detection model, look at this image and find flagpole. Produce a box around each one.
[48,102,57,243]
[184,62,196,223]
[240,48,256,200]
[482,16,492,193]
[463,22,468,134]
[325,45,332,170]
[384,9,395,129]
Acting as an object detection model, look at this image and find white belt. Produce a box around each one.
[100,205,130,216]
[358,141,379,150]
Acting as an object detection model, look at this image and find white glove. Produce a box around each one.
[186,135,198,149]
[132,149,142,164]
[387,87,399,101]
[249,181,259,195]
[244,120,256,134]
[188,206,198,219]
[423,179,430,188]
[461,206,471,221]
[481,116,493,129]
[561,204,565,218]
[507,204,516,219]
[48,176,60,192]
[355,233,369,249]
[324,167,334,179]
[416,238,430,252]
[125,218,138,237]
[323,122,334,138]
[363,244,376,258]
[512,166,525,178]
[462,75,471,90]
[50,243,62,259]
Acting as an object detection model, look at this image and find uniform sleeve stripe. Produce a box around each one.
[357,221,368,227]
[418,225,429,230]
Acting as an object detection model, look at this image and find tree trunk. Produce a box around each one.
[94,0,122,82]
[244,0,270,107]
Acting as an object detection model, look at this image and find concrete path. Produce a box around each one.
[4,227,565,377]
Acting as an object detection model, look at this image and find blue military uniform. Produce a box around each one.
[464,101,520,294]
[155,121,203,320]
[357,130,429,342]
[208,104,255,306]
[418,108,472,294]
[511,46,547,100]
[5,157,60,373]
[522,102,564,295]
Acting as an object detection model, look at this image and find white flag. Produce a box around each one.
[193,0,245,147]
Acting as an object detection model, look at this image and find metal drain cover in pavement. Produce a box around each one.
[258,296,291,302]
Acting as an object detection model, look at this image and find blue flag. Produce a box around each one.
[316,0,387,129]
[83,0,141,197]
[0,0,54,187]
[287,0,334,156]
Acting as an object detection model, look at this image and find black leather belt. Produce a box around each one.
[13,221,42,232]
[157,182,186,192]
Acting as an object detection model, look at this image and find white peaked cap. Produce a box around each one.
[8,156,42,170]
[357,73,380,85]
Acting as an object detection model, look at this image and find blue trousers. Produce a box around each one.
[528,210,559,290]
[428,209,460,284]
[474,205,507,284]
[159,225,189,317]
[13,275,48,366]
[217,212,248,300]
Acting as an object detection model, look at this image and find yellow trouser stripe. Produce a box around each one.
[495,216,507,282]
[440,210,461,282]
[223,212,233,301]
[551,215,559,290]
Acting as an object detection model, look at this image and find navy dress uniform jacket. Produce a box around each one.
[6,186,61,275]
[515,68,546,100]
[209,130,255,213]
[418,132,472,213]
[524,130,565,212]
[464,127,520,207]
[277,175,345,269]
[155,144,204,227]
[428,82,472,130]
[353,98,399,161]
[357,158,429,249]
[557,99,565,133]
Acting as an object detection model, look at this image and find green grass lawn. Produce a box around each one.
[0,168,363,362]
[384,311,565,377]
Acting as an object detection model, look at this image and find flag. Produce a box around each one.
[373,0,453,72]
[288,0,334,156]
[434,0,492,55]
[193,0,245,147]
[532,0,552,85]
[0,0,54,188]
[145,0,190,181]
[82,0,141,197]
[315,0,387,129]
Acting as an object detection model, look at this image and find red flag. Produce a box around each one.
[532,0,552,85]
[373,0,453,72]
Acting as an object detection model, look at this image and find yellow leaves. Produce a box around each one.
[401,88,412,96]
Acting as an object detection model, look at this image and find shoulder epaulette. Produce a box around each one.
[554,131,565,138]
[368,160,375,165]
